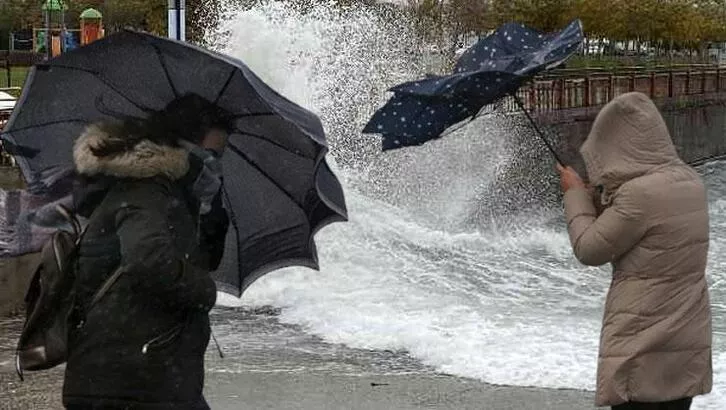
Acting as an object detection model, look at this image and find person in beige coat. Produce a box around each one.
[557,92,712,410]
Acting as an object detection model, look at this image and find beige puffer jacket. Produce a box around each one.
[563,92,712,406]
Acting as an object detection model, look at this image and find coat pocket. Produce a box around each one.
[141,323,185,355]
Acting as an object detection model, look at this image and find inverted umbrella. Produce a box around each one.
[363,19,584,163]
[1,29,347,296]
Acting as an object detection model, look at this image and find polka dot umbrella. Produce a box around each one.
[363,19,584,164]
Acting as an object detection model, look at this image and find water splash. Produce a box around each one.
[213,0,548,228]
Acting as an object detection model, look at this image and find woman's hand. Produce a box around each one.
[556,163,586,193]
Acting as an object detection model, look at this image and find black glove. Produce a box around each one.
[198,186,229,271]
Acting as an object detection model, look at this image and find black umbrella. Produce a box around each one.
[1,29,348,296]
[363,19,584,164]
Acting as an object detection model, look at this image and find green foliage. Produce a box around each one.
[570,0,726,43]
[0,1,45,31]
[408,0,726,50]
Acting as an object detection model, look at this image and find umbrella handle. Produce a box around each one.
[510,93,564,166]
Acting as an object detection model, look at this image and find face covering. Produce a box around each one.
[179,140,223,215]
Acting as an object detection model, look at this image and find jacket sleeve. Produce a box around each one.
[112,183,217,311]
[563,184,647,266]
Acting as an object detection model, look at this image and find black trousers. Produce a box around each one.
[612,397,692,410]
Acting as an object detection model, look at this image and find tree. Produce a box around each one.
[0,0,44,31]
[490,0,576,32]
[102,0,166,34]
[102,0,222,45]
[444,0,493,36]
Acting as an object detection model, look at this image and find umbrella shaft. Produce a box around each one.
[511,94,564,166]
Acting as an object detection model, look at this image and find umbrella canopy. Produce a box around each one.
[363,19,583,151]
[1,29,348,296]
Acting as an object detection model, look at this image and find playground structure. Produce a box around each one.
[33,28,80,56]
[31,2,104,58]
[79,8,104,46]
[34,0,69,57]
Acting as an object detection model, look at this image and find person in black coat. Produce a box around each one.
[63,95,230,409]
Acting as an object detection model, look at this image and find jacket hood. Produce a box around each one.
[580,92,682,198]
[73,123,190,180]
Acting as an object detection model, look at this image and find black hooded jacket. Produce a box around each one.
[62,124,228,409]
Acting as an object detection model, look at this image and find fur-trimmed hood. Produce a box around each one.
[73,124,190,180]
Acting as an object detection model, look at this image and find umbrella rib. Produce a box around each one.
[226,143,307,214]
[39,64,157,113]
[230,113,277,119]
[221,185,240,235]
[220,185,244,285]
[147,42,180,98]
[232,128,315,160]
[214,69,237,105]
[0,118,90,135]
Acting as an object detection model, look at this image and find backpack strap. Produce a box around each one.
[67,199,124,323]
[87,266,124,310]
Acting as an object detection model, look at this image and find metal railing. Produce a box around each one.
[504,65,726,114]
[0,51,42,90]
